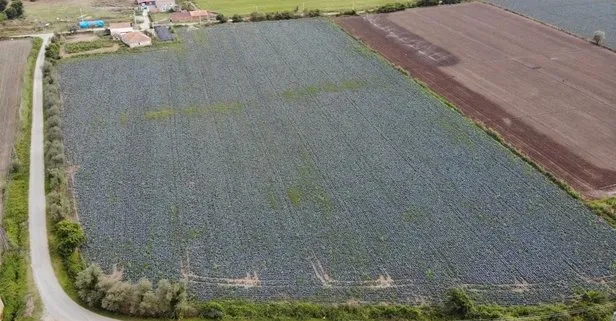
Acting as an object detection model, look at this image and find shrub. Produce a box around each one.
[47,191,69,221]
[416,0,439,7]
[46,115,62,128]
[9,157,21,174]
[305,9,321,17]
[198,301,225,319]
[45,42,61,61]
[216,13,227,23]
[376,2,407,13]
[55,219,85,258]
[444,288,474,318]
[231,14,242,22]
[340,9,357,16]
[65,250,85,279]
[46,125,63,141]
[442,0,462,4]
[249,11,266,21]
[592,30,606,46]
[580,290,607,304]
[0,0,7,11]
[274,11,294,20]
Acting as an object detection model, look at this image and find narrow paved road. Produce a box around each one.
[28,34,119,321]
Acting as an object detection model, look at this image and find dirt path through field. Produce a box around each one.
[336,3,616,198]
[0,39,32,220]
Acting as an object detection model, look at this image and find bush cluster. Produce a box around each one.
[215,13,227,23]
[43,35,86,279]
[75,264,193,318]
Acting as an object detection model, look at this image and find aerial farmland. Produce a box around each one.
[56,19,616,305]
[337,2,616,199]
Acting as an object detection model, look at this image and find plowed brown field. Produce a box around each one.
[336,3,616,199]
[0,39,32,212]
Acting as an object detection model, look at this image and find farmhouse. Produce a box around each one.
[107,22,133,37]
[120,31,152,48]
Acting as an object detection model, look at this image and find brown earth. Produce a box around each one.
[0,39,32,218]
[336,2,616,199]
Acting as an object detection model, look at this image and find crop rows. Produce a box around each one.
[489,0,616,49]
[58,20,616,304]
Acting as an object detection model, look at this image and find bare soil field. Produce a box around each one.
[0,39,32,227]
[0,39,32,195]
[336,2,616,199]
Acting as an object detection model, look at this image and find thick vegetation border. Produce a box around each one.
[45,16,616,321]
[0,37,42,321]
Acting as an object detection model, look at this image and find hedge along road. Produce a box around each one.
[27,34,119,321]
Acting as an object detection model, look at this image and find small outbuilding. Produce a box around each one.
[120,31,152,48]
[108,22,134,37]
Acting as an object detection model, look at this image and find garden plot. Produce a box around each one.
[489,0,616,49]
[59,20,616,304]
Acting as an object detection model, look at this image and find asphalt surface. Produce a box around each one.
[28,34,119,321]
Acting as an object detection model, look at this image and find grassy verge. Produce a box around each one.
[0,37,42,321]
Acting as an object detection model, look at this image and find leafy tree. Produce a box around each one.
[130,278,153,315]
[592,30,606,46]
[5,0,23,19]
[101,281,134,313]
[75,264,106,307]
[139,290,161,316]
[0,0,8,12]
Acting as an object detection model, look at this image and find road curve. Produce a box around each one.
[28,34,120,321]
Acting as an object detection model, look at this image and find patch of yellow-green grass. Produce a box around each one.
[144,108,175,120]
[195,0,405,15]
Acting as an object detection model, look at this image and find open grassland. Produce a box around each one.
[488,0,616,49]
[195,0,403,15]
[58,20,616,304]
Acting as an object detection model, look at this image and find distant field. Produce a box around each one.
[0,0,133,36]
[488,0,616,49]
[195,0,401,15]
[59,20,616,304]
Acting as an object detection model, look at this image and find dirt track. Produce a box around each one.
[0,39,32,215]
[336,3,616,199]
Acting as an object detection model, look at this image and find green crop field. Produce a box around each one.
[196,0,405,15]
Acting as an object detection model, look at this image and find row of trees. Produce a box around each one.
[0,0,23,20]
[43,35,88,281]
[75,264,193,318]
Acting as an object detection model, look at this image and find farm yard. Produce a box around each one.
[489,0,616,49]
[0,39,32,215]
[337,2,616,200]
[57,20,616,304]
